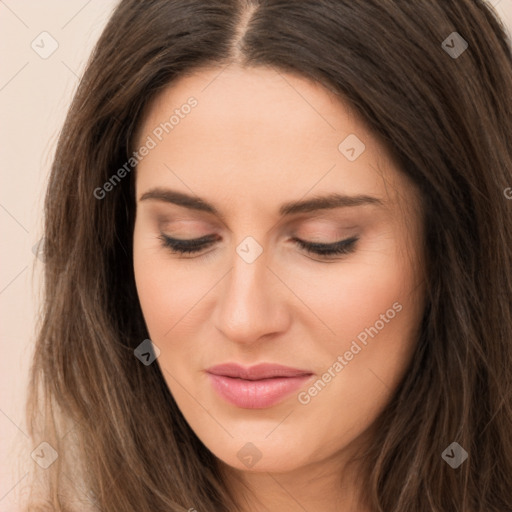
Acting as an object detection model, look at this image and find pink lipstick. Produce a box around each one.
[206,363,314,409]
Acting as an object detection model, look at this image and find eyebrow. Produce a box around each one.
[138,187,384,220]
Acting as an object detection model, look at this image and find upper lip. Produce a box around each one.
[206,363,313,380]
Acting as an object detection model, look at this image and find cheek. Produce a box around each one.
[288,234,420,348]
[305,250,422,426]
[133,226,183,340]
[132,214,216,334]
[133,249,205,341]
[293,238,423,410]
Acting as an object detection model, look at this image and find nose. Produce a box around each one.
[212,245,291,345]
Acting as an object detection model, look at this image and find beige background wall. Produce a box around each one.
[1,0,511,509]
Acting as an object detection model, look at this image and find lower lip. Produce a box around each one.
[207,373,313,409]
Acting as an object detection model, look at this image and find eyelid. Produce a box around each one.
[159,233,219,247]
[157,233,359,259]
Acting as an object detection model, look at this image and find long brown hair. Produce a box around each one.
[25,0,512,510]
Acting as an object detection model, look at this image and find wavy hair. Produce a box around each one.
[26,0,512,510]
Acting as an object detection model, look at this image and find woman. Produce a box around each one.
[26,0,512,510]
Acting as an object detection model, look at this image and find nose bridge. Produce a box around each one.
[214,237,287,343]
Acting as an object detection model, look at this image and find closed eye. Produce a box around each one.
[291,236,358,257]
[157,233,359,259]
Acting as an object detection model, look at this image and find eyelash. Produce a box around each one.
[157,234,359,259]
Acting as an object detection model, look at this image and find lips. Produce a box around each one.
[206,363,314,409]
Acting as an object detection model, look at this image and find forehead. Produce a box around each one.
[134,65,409,215]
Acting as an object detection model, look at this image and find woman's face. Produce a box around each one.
[133,65,425,474]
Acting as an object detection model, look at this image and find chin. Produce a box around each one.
[204,436,316,474]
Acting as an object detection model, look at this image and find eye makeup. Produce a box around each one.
[157,233,359,260]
